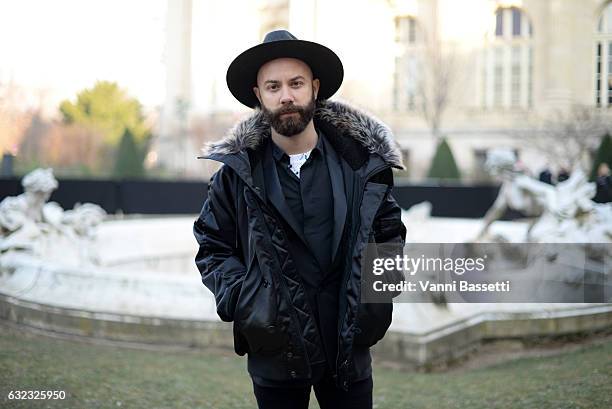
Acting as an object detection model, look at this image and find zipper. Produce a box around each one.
[335,163,391,378]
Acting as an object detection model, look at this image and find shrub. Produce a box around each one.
[427,138,461,180]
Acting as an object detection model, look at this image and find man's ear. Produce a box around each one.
[253,87,262,104]
[312,79,320,99]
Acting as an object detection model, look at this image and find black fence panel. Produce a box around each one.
[0,178,207,215]
[0,179,21,198]
[119,180,207,214]
[50,179,120,213]
[1,177,525,219]
[391,183,499,218]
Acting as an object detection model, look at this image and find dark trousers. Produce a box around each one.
[252,375,373,409]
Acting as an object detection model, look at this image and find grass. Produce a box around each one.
[0,327,611,409]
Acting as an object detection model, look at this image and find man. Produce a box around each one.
[594,162,612,203]
[193,30,406,409]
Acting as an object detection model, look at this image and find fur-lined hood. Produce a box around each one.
[200,100,404,170]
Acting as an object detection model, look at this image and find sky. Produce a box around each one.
[0,0,502,117]
[0,0,167,115]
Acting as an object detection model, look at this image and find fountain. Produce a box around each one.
[0,166,610,369]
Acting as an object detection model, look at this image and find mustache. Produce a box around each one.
[276,105,302,115]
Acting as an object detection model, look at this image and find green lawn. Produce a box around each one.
[0,328,611,409]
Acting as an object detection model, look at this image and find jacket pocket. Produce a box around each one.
[234,252,288,356]
[237,188,290,355]
[353,302,393,347]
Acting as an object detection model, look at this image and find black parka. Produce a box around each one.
[193,100,407,390]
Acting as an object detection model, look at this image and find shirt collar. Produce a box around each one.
[271,128,325,163]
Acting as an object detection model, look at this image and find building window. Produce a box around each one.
[597,42,602,106]
[493,48,504,107]
[511,46,521,106]
[394,15,420,113]
[608,42,612,104]
[396,15,417,44]
[483,7,533,110]
[595,3,612,107]
[528,46,533,106]
[495,11,503,36]
[512,8,521,36]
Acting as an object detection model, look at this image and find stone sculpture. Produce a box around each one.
[0,168,106,266]
[475,148,612,243]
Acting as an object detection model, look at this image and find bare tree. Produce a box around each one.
[0,81,33,155]
[415,29,458,141]
[512,105,610,172]
[42,123,108,174]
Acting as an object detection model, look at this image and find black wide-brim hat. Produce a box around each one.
[226,30,344,108]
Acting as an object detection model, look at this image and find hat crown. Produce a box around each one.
[263,29,298,43]
[226,29,343,107]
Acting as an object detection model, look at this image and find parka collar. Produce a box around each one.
[199,100,404,175]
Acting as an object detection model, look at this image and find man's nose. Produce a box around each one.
[279,85,294,104]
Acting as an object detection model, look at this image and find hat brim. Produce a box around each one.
[226,39,344,108]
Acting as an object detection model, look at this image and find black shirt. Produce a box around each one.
[271,130,334,272]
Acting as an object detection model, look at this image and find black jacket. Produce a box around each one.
[193,100,407,390]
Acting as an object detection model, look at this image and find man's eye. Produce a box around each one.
[291,82,303,87]
[267,84,279,91]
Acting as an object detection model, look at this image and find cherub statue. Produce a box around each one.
[0,168,106,266]
[475,148,612,243]
[474,149,555,241]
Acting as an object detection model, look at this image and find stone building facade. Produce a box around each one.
[161,0,612,180]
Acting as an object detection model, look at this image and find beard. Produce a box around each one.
[261,94,316,137]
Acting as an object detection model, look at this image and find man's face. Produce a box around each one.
[254,58,320,137]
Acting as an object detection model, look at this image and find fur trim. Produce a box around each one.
[201,100,404,169]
